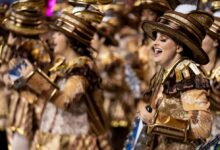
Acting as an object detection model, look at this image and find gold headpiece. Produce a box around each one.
[2,0,47,36]
[68,0,112,5]
[134,0,180,12]
[208,19,220,40]
[70,5,104,24]
[211,0,220,12]
[51,11,96,47]
[207,9,220,40]
[142,10,214,64]
[0,3,8,23]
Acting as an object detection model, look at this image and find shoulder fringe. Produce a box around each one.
[174,59,203,83]
[50,56,96,74]
[163,59,210,95]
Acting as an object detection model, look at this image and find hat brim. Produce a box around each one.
[49,22,98,56]
[2,19,47,36]
[207,30,220,41]
[50,22,90,46]
[133,3,170,13]
[142,20,209,65]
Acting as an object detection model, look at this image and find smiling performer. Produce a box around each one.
[27,2,112,149]
[0,0,51,150]
[129,6,214,150]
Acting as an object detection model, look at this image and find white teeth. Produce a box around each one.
[154,48,162,54]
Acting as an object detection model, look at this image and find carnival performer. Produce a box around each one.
[130,0,180,110]
[1,0,51,149]
[26,1,112,149]
[0,3,9,150]
[130,8,214,150]
[93,6,137,149]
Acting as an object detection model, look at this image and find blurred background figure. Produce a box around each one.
[0,1,51,150]
[202,0,220,149]
[0,2,9,150]
[92,1,180,149]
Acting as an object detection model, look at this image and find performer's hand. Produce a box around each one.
[0,44,13,63]
[2,73,13,86]
[7,32,18,47]
[139,105,156,124]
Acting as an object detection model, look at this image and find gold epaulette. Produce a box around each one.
[66,56,97,74]
[174,60,202,83]
[49,56,96,77]
[211,66,220,82]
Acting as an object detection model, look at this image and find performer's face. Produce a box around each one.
[52,31,68,55]
[202,35,218,55]
[141,9,158,22]
[152,32,180,68]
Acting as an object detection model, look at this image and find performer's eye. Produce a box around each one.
[161,38,166,42]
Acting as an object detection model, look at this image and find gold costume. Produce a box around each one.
[129,8,214,150]
[145,59,212,149]
[31,56,110,150]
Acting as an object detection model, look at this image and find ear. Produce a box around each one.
[214,39,219,48]
[176,44,183,53]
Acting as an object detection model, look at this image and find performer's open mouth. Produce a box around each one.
[152,47,163,56]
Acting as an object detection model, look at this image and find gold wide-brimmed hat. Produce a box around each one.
[51,11,97,47]
[209,2,220,40]
[142,10,214,65]
[207,18,220,40]
[68,0,112,5]
[211,0,220,12]
[99,3,125,13]
[96,10,121,46]
[2,1,47,36]
[69,4,104,24]
[0,4,8,23]
[74,10,104,24]
[134,0,180,12]
[13,0,45,9]
[0,3,7,13]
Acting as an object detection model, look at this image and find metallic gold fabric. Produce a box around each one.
[0,85,8,131]
[33,56,111,149]
[207,62,220,149]
[209,66,220,110]
[32,131,100,150]
[7,88,45,142]
[149,59,212,149]
[9,90,35,140]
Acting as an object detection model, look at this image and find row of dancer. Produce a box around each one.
[0,0,220,150]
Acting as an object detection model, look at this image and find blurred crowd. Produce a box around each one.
[0,0,219,150]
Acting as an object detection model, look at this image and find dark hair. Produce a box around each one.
[0,27,9,40]
[67,36,93,59]
[179,44,194,60]
[10,31,40,40]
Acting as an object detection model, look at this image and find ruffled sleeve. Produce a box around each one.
[162,59,212,139]
[53,75,89,111]
[180,89,212,139]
